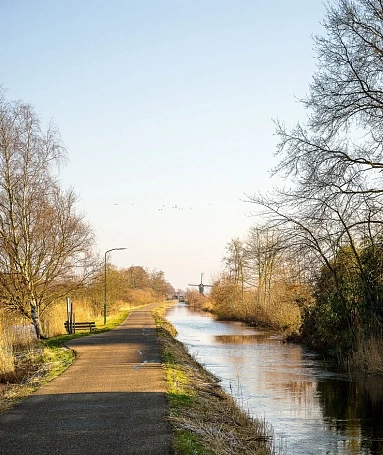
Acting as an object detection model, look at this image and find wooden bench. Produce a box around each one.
[64,321,96,334]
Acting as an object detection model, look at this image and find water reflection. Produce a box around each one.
[166,303,383,455]
[215,335,262,344]
[318,377,383,454]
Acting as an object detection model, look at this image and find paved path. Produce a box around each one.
[0,303,173,455]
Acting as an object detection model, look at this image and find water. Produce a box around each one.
[166,303,383,455]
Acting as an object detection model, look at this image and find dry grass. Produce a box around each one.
[186,291,213,312]
[171,363,274,455]
[154,303,276,455]
[127,289,160,306]
[348,335,383,374]
[41,298,101,337]
[0,311,38,380]
[0,347,14,380]
[251,298,302,336]
[210,285,303,337]
[0,346,74,413]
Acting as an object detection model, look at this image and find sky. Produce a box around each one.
[0,0,327,291]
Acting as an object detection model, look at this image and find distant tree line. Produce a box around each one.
[79,265,174,317]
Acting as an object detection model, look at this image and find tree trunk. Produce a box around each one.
[30,301,45,339]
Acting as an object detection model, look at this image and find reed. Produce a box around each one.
[40,297,102,337]
[347,334,383,374]
[126,289,159,307]
[185,291,213,312]
[0,337,14,380]
[0,310,38,381]
[211,286,302,336]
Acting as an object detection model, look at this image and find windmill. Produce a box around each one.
[188,273,213,295]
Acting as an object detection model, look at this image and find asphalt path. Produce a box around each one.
[0,303,173,455]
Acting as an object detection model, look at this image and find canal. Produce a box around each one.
[166,303,383,455]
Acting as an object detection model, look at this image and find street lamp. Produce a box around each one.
[104,247,126,325]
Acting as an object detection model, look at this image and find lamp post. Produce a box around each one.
[104,247,126,325]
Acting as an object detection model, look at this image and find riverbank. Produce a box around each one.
[166,301,383,454]
[153,303,276,455]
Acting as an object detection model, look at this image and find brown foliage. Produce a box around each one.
[185,291,212,311]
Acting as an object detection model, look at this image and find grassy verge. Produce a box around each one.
[153,302,276,455]
[0,345,74,414]
[0,309,130,413]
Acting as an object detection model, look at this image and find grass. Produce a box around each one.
[0,345,74,413]
[153,302,276,455]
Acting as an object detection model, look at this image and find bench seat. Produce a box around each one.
[64,321,96,333]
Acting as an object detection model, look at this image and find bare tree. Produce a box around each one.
[223,238,246,299]
[0,92,96,338]
[245,227,283,305]
[274,0,383,197]
[249,0,383,293]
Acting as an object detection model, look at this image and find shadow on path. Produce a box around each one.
[0,304,173,455]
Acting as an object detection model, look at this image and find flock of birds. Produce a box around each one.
[113,203,212,211]
[158,204,192,211]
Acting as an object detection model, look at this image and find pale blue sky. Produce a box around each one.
[0,1,326,290]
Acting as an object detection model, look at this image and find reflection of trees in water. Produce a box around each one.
[280,381,318,410]
[214,331,284,345]
[172,306,383,453]
[215,334,264,344]
[217,334,321,408]
[317,376,383,454]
